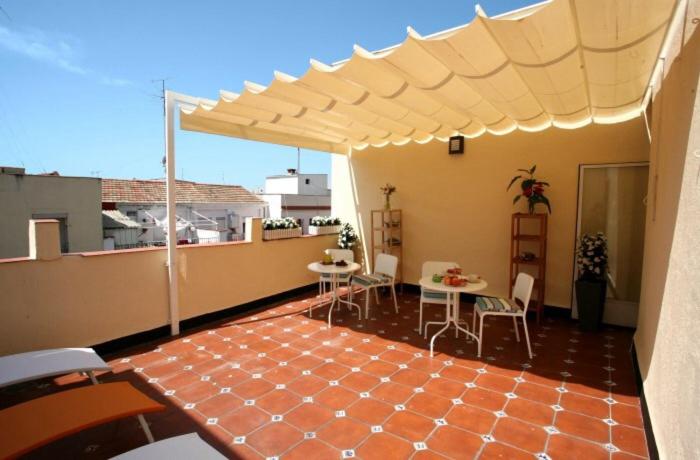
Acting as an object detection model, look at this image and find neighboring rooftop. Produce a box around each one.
[0,167,97,181]
[101,178,266,204]
[102,210,142,229]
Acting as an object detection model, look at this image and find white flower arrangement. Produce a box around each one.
[338,223,358,249]
[262,217,300,230]
[310,216,342,227]
[576,232,608,281]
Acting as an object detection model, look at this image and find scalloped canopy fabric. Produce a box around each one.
[179,0,678,154]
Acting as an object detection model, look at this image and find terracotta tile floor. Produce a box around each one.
[1,289,648,459]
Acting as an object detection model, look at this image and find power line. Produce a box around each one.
[0,4,11,22]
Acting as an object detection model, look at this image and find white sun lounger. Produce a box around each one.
[111,433,226,459]
[0,347,111,388]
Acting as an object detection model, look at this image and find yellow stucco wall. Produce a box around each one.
[332,118,650,308]
[633,6,700,459]
[0,222,336,355]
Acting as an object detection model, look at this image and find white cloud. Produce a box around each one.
[0,25,132,87]
[0,26,87,74]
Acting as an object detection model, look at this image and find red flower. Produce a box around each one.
[523,187,533,197]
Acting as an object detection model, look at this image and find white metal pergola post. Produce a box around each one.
[163,90,216,335]
[164,90,180,335]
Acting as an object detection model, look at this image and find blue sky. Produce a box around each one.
[0,0,533,189]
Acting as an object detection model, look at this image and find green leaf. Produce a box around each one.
[530,165,537,174]
[516,169,531,174]
[513,195,522,204]
[541,195,552,214]
[507,175,522,190]
[537,181,550,186]
[521,179,536,190]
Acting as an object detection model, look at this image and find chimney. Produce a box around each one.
[28,219,62,261]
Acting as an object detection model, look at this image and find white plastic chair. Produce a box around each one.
[318,249,354,296]
[418,261,459,335]
[111,433,226,459]
[350,253,399,319]
[0,348,111,388]
[473,273,534,359]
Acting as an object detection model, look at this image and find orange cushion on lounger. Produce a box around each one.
[0,382,165,459]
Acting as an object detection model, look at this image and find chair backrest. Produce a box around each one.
[421,261,459,278]
[374,253,398,278]
[512,273,535,313]
[325,248,354,262]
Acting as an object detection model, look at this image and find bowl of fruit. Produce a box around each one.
[443,275,467,287]
[446,267,463,276]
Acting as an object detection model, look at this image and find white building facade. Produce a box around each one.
[258,171,331,233]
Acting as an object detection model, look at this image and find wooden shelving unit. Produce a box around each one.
[370,209,403,285]
[509,213,548,323]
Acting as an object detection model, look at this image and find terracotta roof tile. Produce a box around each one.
[102,178,265,204]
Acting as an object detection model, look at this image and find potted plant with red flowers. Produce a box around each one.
[507,165,551,214]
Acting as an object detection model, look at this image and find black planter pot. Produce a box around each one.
[575,279,607,331]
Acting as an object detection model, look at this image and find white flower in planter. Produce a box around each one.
[576,233,608,281]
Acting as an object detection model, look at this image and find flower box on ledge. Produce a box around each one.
[263,227,302,241]
[308,225,341,236]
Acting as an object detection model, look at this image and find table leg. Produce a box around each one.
[428,292,480,357]
[328,273,338,328]
[337,279,362,321]
[327,274,338,327]
[429,321,451,358]
[423,305,451,339]
[454,294,460,338]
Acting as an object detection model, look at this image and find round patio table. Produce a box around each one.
[307,261,361,327]
[418,276,488,357]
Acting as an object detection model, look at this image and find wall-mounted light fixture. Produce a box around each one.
[448,135,464,154]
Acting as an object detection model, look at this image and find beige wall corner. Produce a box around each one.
[634,3,700,458]
[332,120,649,305]
[28,219,61,261]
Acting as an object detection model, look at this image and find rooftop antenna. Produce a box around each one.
[152,78,170,175]
[151,78,170,117]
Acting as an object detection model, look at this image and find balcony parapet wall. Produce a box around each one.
[0,218,337,355]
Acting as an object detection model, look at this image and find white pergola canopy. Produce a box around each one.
[162,0,681,336]
[178,0,678,154]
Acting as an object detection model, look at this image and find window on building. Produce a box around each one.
[305,178,310,185]
[126,211,137,218]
